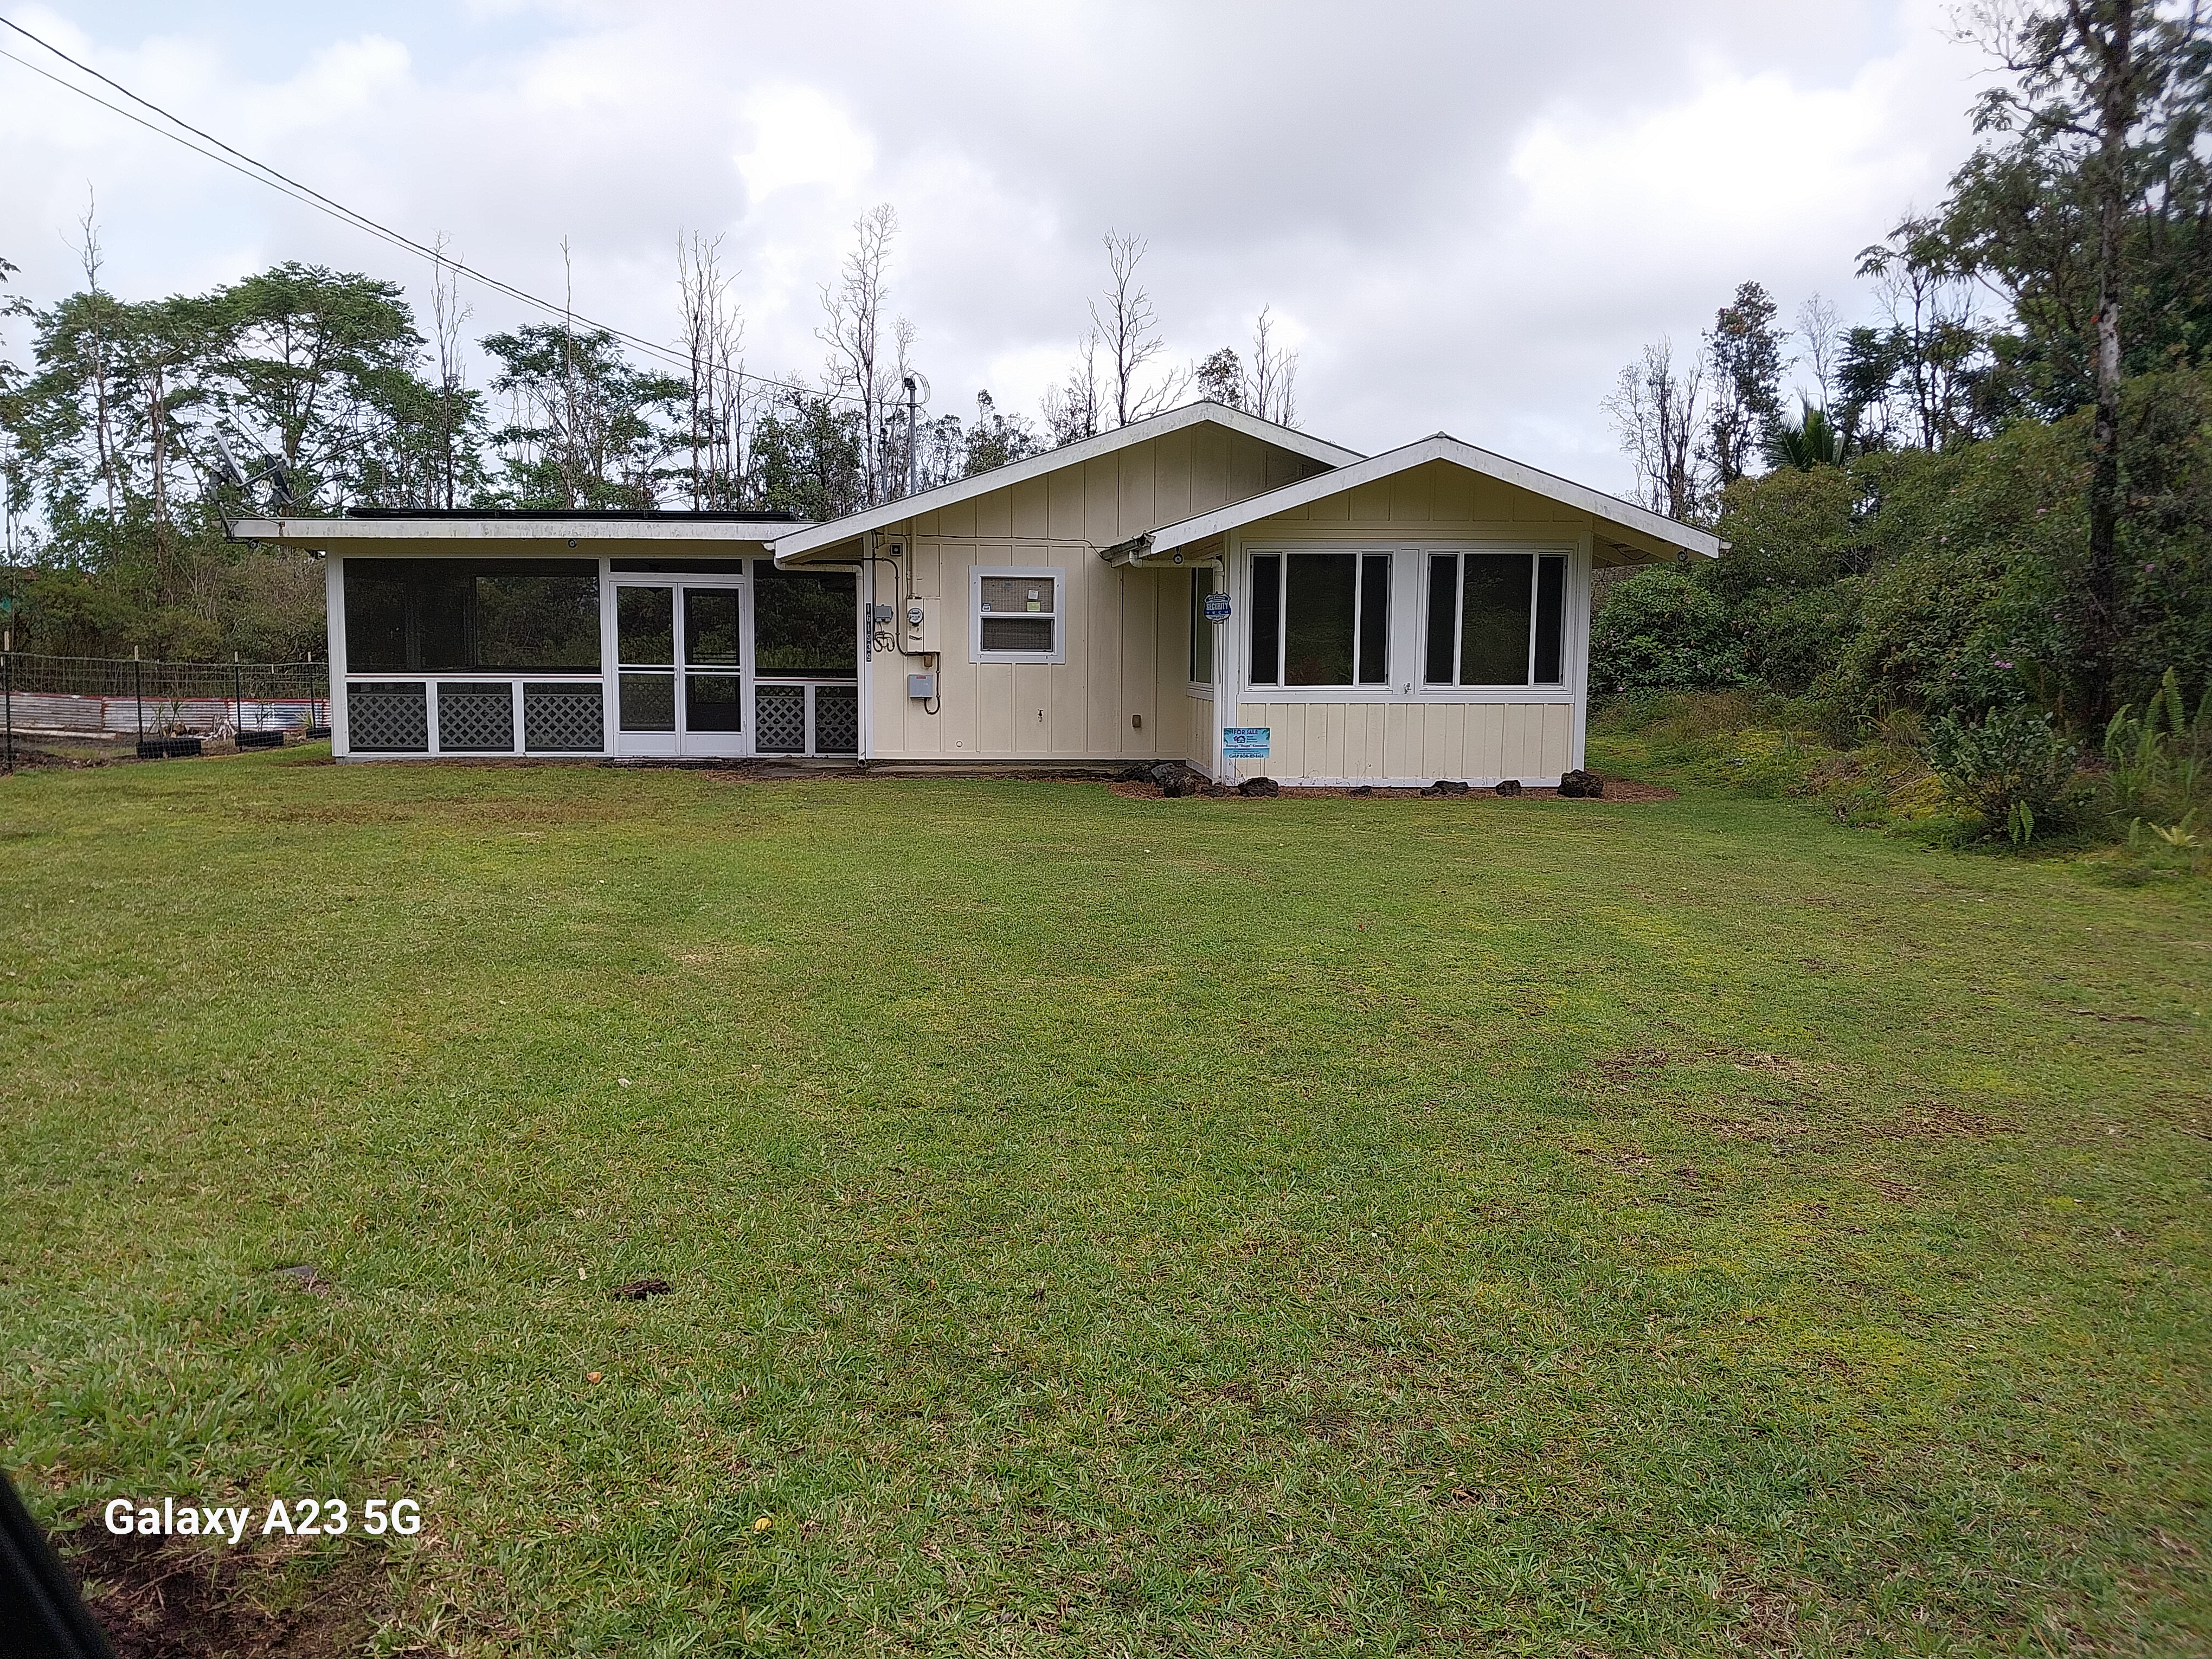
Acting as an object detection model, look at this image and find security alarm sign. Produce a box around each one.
[1202,590,1232,623]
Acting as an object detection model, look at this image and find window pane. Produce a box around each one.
[619,671,676,730]
[978,575,1054,614]
[980,616,1054,652]
[1285,554,1356,686]
[1249,555,1281,685]
[475,573,600,670]
[754,569,857,674]
[343,568,409,672]
[1189,568,1214,683]
[685,672,743,731]
[1460,553,1533,685]
[1424,555,1457,684]
[1533,555,1567,685]
[618,587,675,665]
[1359,554,1391,684]
[683,587,741,667]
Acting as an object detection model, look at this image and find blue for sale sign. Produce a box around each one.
[1221,726,1269,758]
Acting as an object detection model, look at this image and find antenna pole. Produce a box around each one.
[905,376,917,501]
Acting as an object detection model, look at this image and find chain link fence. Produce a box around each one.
[2,653,331,748]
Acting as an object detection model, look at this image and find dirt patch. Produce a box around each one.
[61,1524,409,1659]
[1872,1102,2003,1140]
[1107,778,1677,802]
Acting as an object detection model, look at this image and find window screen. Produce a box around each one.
[1460,554,1533,686]
[1249,555,1281,685]
[975,573,1058,656]
[1249,552,1390,688]
[344,559,599,672]
[1533,555,1567,685]
[1422,551,1571,687]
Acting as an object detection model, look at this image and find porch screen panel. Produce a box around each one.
[343,559,594,672]
[754,568,858,675]
[1459,553,1533,686]
[1533,555,1567,686]
[474,572,599,669]
[1249,555,1281,685]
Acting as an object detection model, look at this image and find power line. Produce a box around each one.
[0,15,862,408]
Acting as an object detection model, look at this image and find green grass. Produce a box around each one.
[2,747,2208,1656]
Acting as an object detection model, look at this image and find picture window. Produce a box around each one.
[1247,551,1390,688]
[1423,552,1569,689]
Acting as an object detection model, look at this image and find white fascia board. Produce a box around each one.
[1139,435,1723,560]
[768,400,1365,564]
[232,517,802,548]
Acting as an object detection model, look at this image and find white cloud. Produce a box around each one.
[0,0,1984,492]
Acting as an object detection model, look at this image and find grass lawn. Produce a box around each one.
[2,747,2207,1656]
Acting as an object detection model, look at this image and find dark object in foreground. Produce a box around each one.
[273,1264,330,1294]
[1493,779,1523,798]
[0,1467,118,1659]
[135,737,203,761]
[1558,768,1605,799]
[610,1277,673,1300]
[1237,776,1279,798]
[303,724,332,741]
[235,730,286,751]
[1422,779,1469,797]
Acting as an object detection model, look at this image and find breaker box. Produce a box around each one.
[907,672,937,700]
[902,596,937,654]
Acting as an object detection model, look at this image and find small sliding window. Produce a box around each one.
[1423,552,1568,688]
[1247,551,1391,687]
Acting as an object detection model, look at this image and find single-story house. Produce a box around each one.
[236,401,1719,785]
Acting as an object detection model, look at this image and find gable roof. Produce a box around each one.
[1120,433,1722,564]
[770,400,1362,563]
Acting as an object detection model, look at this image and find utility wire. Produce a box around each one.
[0,14,862,407]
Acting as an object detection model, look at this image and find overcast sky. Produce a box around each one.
[1,0,1994,493]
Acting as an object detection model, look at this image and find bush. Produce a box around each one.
[1925,705,2082,844]
[1589,567,1747,695]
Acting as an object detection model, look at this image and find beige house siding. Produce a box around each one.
[868,427,1325,761]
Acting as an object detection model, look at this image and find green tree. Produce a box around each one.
[483,323,684,510]
[1703,280,1786,485]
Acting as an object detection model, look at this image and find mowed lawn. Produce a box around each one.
[2,751,2208,1657]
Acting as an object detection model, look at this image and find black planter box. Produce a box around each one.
[136,737,204,760]
[303,724,331,741]
[236,729,286,750]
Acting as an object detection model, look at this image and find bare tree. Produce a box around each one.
[429,233,472,510]
[1795,293,1841,411]
[74,196,121,524]
[678,229,744,509]
[1042,329,1102,447]
[818,203,901,505]
[1246,305,1299,427]
[1605,338,1710,523]
[1089,232,1186,427]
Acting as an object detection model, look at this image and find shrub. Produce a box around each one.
[1589,567,1747,695]
[1925,706,2082,844]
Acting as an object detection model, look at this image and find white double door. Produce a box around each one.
[611,576,750,758]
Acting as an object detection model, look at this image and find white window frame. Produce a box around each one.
[1420,548,1573,691]
[969,564,1066,665]
[1244,547,1394,692]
